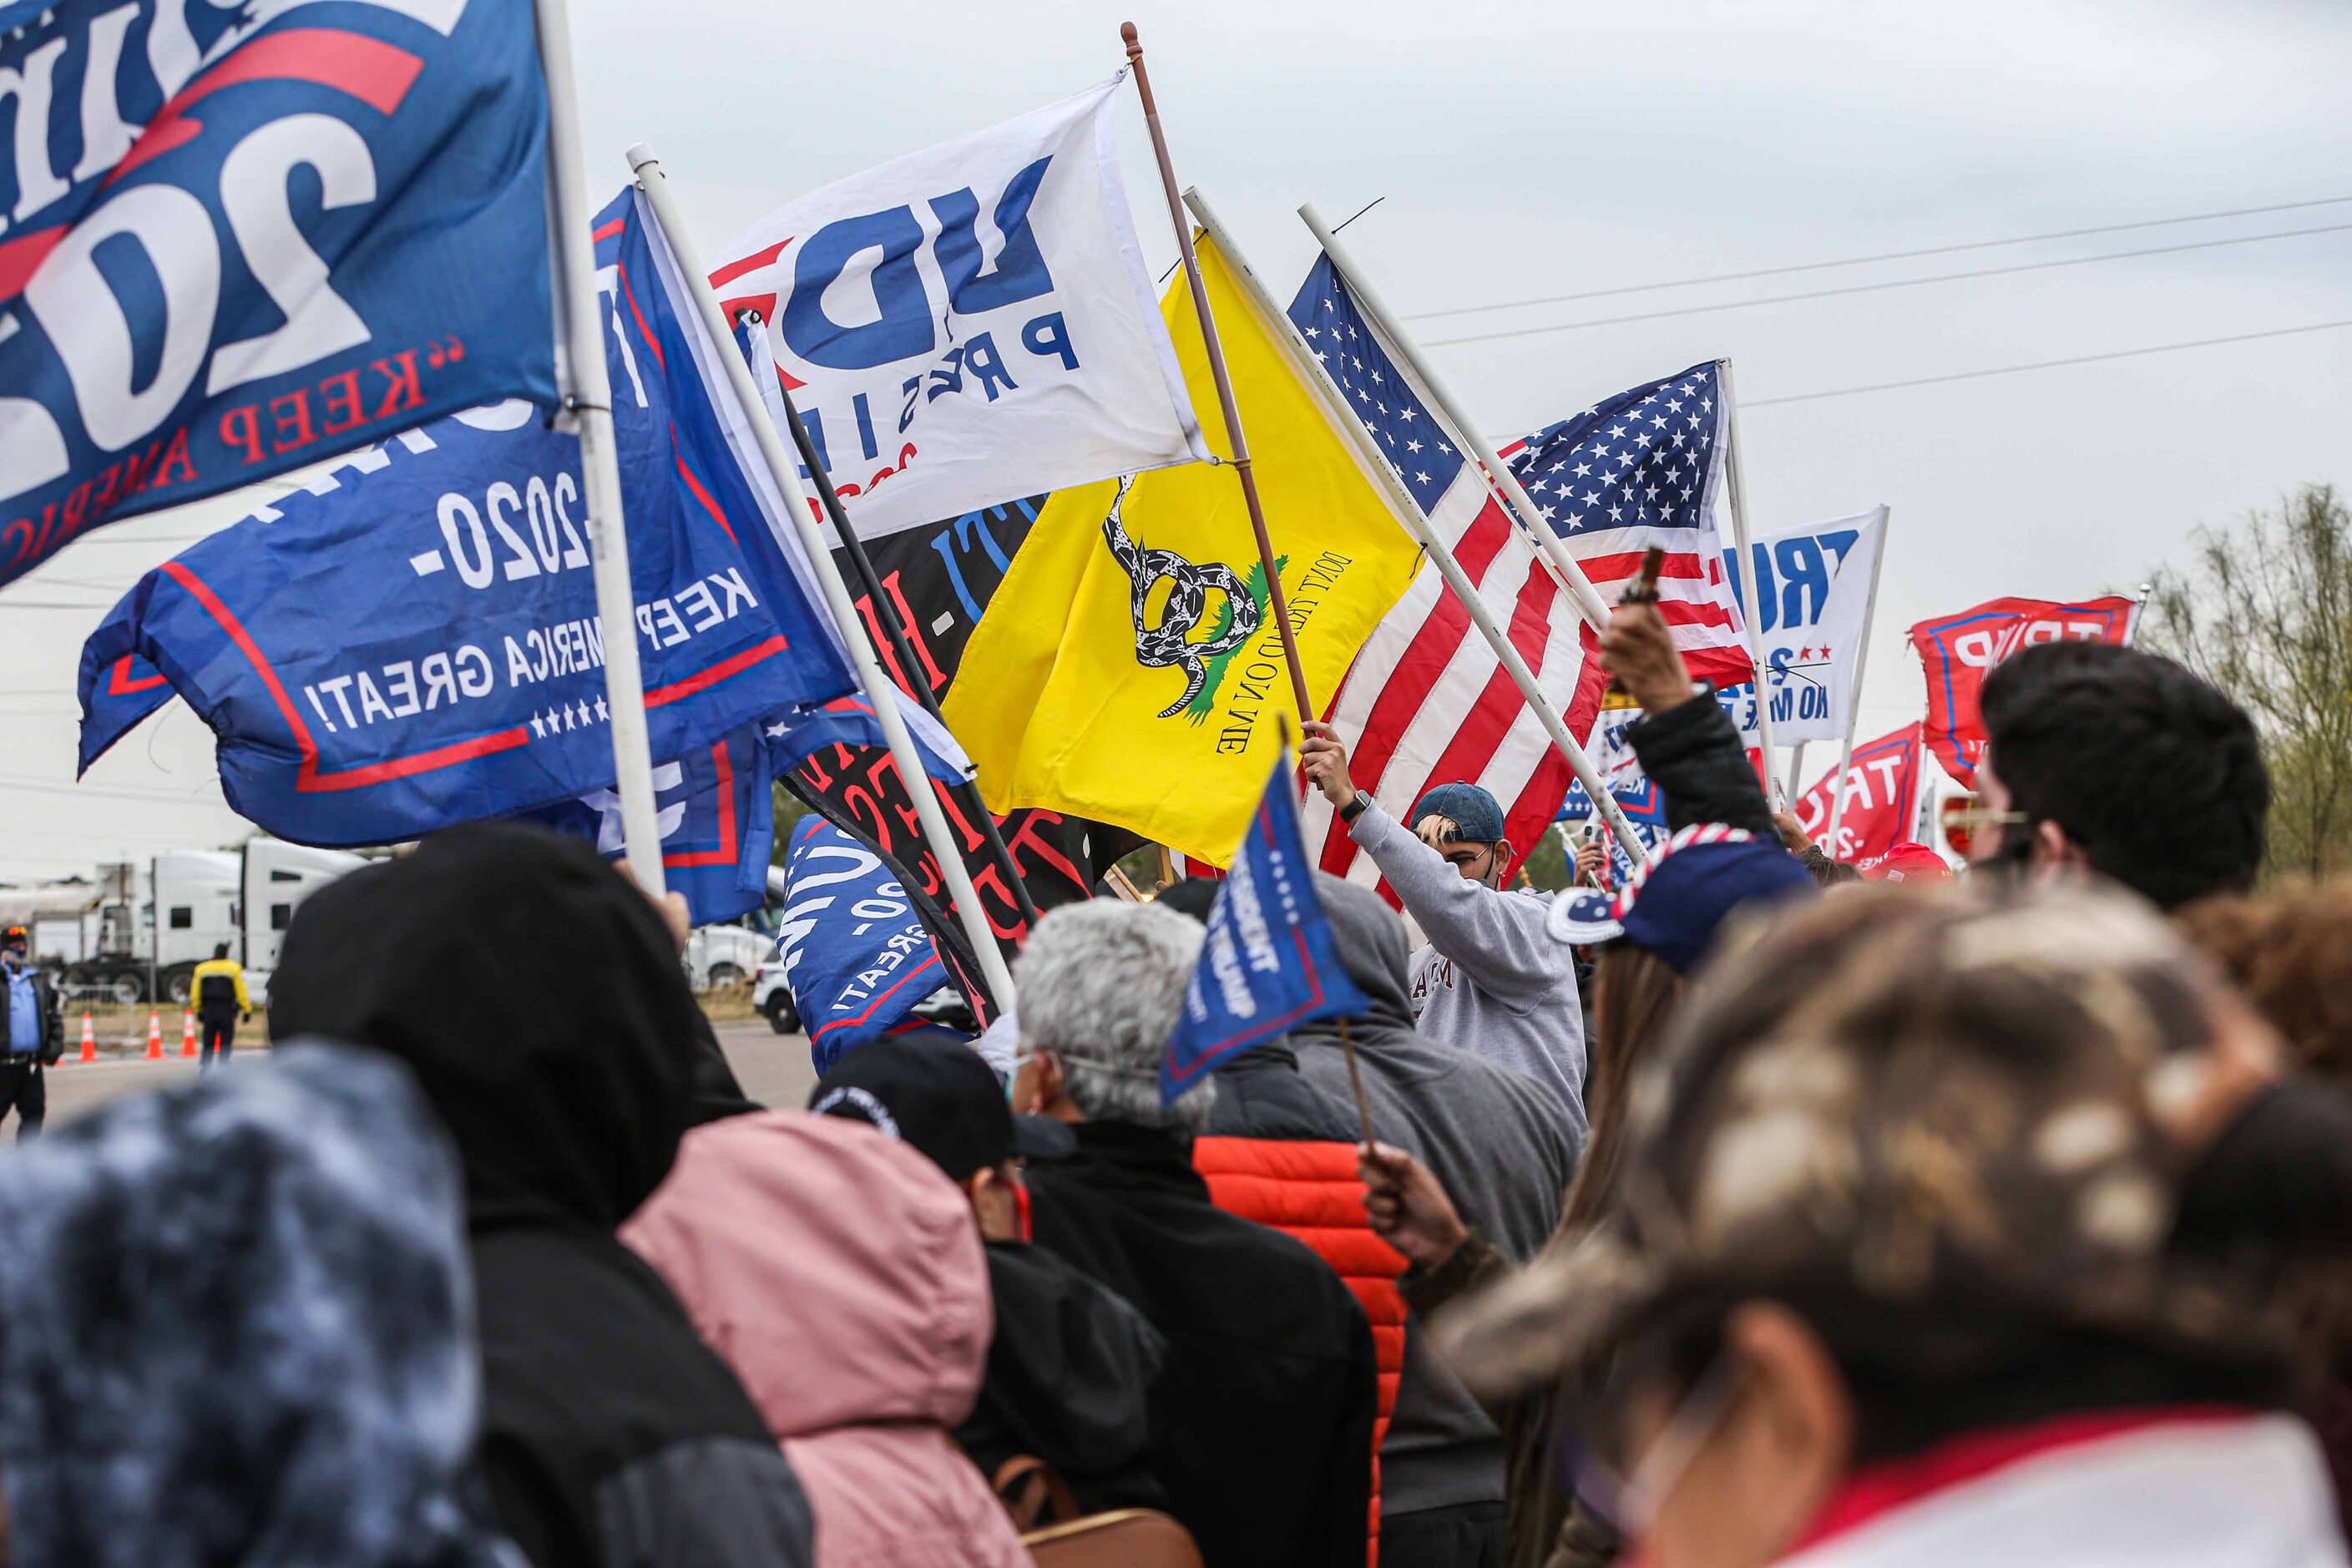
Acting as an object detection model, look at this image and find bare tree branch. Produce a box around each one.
[2144,484,2352,879]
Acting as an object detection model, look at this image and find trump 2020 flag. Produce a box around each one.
[777,815,950,1072]
[1722,507,1887,746]
[1163,753,1368,1106]
[0,0,556,585]
[711,74,1209,539]
[1910,595,2138,784]
[1792,721,1926,863]
[524,722,778,927]
[75,195,860,844]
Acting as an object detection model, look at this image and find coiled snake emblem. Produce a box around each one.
[1101,475,1261,719]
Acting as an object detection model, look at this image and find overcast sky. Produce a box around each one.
[3,0,2348,882]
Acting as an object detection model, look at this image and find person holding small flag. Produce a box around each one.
[1301,722,1592,1125]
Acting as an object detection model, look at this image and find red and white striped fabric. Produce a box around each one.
[1299,476,1609,898]
[1495,361,1753,690]
[1286,263,1741,898]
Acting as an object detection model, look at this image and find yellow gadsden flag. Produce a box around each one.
[943,234,1421,866]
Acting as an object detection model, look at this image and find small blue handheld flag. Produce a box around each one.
[778,817,952,1073]
[1163,750,1368,1107]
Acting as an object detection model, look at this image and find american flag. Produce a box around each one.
[1287,255,1608,895]
[1497,363,1754,688]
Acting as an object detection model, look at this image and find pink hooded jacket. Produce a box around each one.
[621,1111,1030,1568]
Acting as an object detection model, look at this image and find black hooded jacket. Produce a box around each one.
[271,825,812,1568]
[953,1238,1171,1515]
[1622,687,1778,839]
[1206,1039,1362,1141]
[1026,1120,1377,1568]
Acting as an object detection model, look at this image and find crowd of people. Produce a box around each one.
[0,593,2346,1568]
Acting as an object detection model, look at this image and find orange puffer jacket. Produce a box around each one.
[1193,1135,1408,1568]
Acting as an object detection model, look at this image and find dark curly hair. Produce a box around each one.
[1980,640,2267,909]
[2175,881,2352,1083]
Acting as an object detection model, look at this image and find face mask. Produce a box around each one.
[1560,1350,1741,1545]
[1616,1353,1740,1537]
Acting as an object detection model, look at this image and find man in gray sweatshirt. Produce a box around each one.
[1301,721,1589,1135]
[1289,871,1579,1568]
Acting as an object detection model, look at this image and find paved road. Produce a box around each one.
[22,1016,818,1134]
[711,1016,820,1109]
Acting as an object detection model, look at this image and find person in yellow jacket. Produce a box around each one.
[191,945,251,1070]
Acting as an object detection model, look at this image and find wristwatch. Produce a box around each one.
[1339,791,1369,824]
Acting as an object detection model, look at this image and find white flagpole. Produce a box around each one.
[1296,204,1613,634]
[625,144,1016,1009]
[1783,741,1808,806]
[1825,503,1893,852]
[1715,357,1784,811]
[1187,190,1646,864]
[2124,579,2152,645]
[532,0,665,894]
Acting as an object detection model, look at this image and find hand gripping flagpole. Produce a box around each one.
[1186,188,1646,866]
[534,0,665,894]
[1121,23,1314,722]
[626,146,1017,1010]
[1715,358,1785,811]
[1274,713,1376,1149]
[1825,503,1892,852]
[1296,205,1614,635]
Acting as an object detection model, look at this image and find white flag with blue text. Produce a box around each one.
[712,74,1210,540]
[1721,506,1887,746]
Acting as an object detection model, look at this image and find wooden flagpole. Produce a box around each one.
[1338,1016,1376,1153]
[1186,187,1647,865]
[1275,711,1375,1148]
[1121,22,1313,722]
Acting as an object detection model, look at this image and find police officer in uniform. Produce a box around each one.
[1,925,63,1140]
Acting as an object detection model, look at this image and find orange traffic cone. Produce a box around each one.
[73,1011,94,1065]
[143,1009,163,1060]
[180,1010,198,1059]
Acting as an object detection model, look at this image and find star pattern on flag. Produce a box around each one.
[1290,257,1460,514]
[1507,367,1718,540]
[528,699,607,740]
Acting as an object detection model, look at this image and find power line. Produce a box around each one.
[0,772,225,804]
[1406,193,2352,321]
[1740,318,2352,408]
[1422,220,2352,348]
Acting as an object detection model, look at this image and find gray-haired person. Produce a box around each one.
[1014,901,1378,1568]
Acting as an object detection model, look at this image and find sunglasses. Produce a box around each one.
[1939,798,2028,858]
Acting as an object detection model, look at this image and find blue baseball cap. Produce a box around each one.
[1546,823,1818,973]
[1410,782,1508,845]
